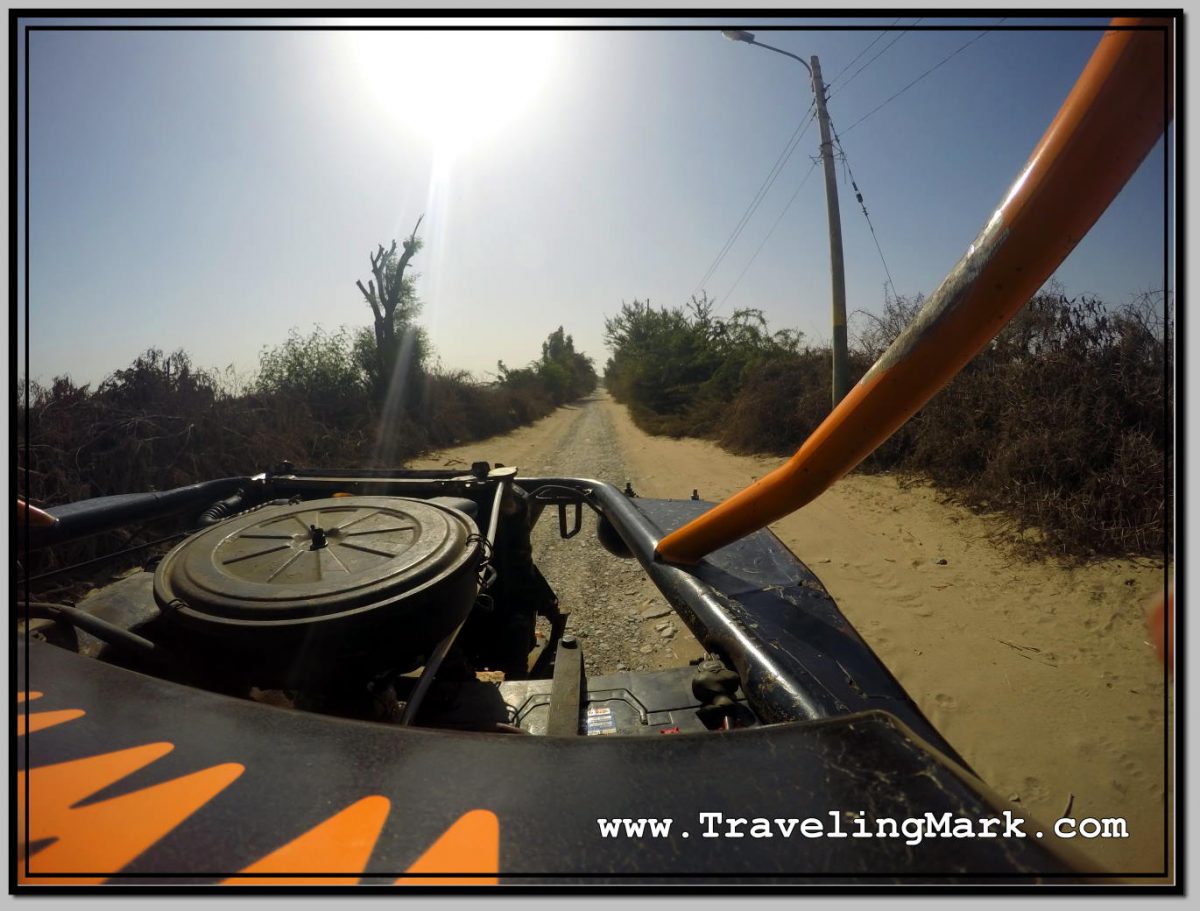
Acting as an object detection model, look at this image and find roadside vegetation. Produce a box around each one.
[604,287,1171,560]
[20,326,597,500]
[18,222,597,581]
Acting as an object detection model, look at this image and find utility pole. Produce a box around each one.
[809,55,850,408]
[722,31,851,409]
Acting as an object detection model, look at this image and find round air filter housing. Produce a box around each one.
[154,496,480,687]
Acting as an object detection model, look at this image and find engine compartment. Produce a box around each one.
[20,466,1090,878]
[24,466,757,736]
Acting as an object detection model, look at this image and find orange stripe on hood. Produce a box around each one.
[19,742,243,884]
[396,809,500,886]
[18,709,85,737]
[224,795,391,886]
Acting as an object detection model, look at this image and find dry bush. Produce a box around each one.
[17,339,585,591]
[851,292,1170,557]
[719,349,841,455]
[414,368,555,450]
[609,288,1171,560]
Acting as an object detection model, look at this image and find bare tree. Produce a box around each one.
[356,214,425,352]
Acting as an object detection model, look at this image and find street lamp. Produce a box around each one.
[723,29,850,409]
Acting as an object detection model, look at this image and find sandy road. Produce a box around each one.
[412,393,707,677]
[411,389,1171,876]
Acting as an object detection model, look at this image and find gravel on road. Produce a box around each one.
[414,392,705,676]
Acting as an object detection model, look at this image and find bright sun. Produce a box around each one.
[343,31,561,155]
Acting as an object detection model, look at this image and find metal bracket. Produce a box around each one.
[546,636,585,736]
[558,501,582,539]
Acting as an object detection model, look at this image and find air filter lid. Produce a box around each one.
[154,496,478,626]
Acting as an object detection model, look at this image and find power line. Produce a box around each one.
[691,104,817,297]
[825,18,903,89]
[826,114,897,300]
[692,104,815,296]
[718,159,821,311]
[829,18,923,99]
[840,20,1005,137]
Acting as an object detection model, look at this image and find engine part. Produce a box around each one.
[153,496,481,687]
[21,601,170,669]
[457,482,558,679]
[196,488,248,525]
[595,513,633,559]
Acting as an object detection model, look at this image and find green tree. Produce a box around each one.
[536,326,597,404]
[603,292,799,418]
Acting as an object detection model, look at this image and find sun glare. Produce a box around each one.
[343,31,561,156]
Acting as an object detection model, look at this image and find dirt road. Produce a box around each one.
[410,390,1171,875]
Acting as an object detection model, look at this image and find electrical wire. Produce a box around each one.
[718,159,821,311]
[829,18,923,99]
[692,104,816,296]
[826,112,898,300]
[699,17,998,313]
[20,529,194,585]
[691,104,817,297]
[825,18,903,89]
[839,20,1005,137]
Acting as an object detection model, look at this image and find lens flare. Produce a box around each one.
[342,30,560,156]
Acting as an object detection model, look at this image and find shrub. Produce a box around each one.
[604,293,801,435]
[605,287,1172,559]
[256,326,369,418]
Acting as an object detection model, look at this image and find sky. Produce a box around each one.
[16,13,1172,389]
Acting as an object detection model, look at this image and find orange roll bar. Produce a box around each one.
[17,499,58,529]
[657,18,1172,565]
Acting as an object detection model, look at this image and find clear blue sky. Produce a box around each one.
[16,14,1171,388]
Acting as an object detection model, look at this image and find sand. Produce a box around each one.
[412,392,1173,876]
